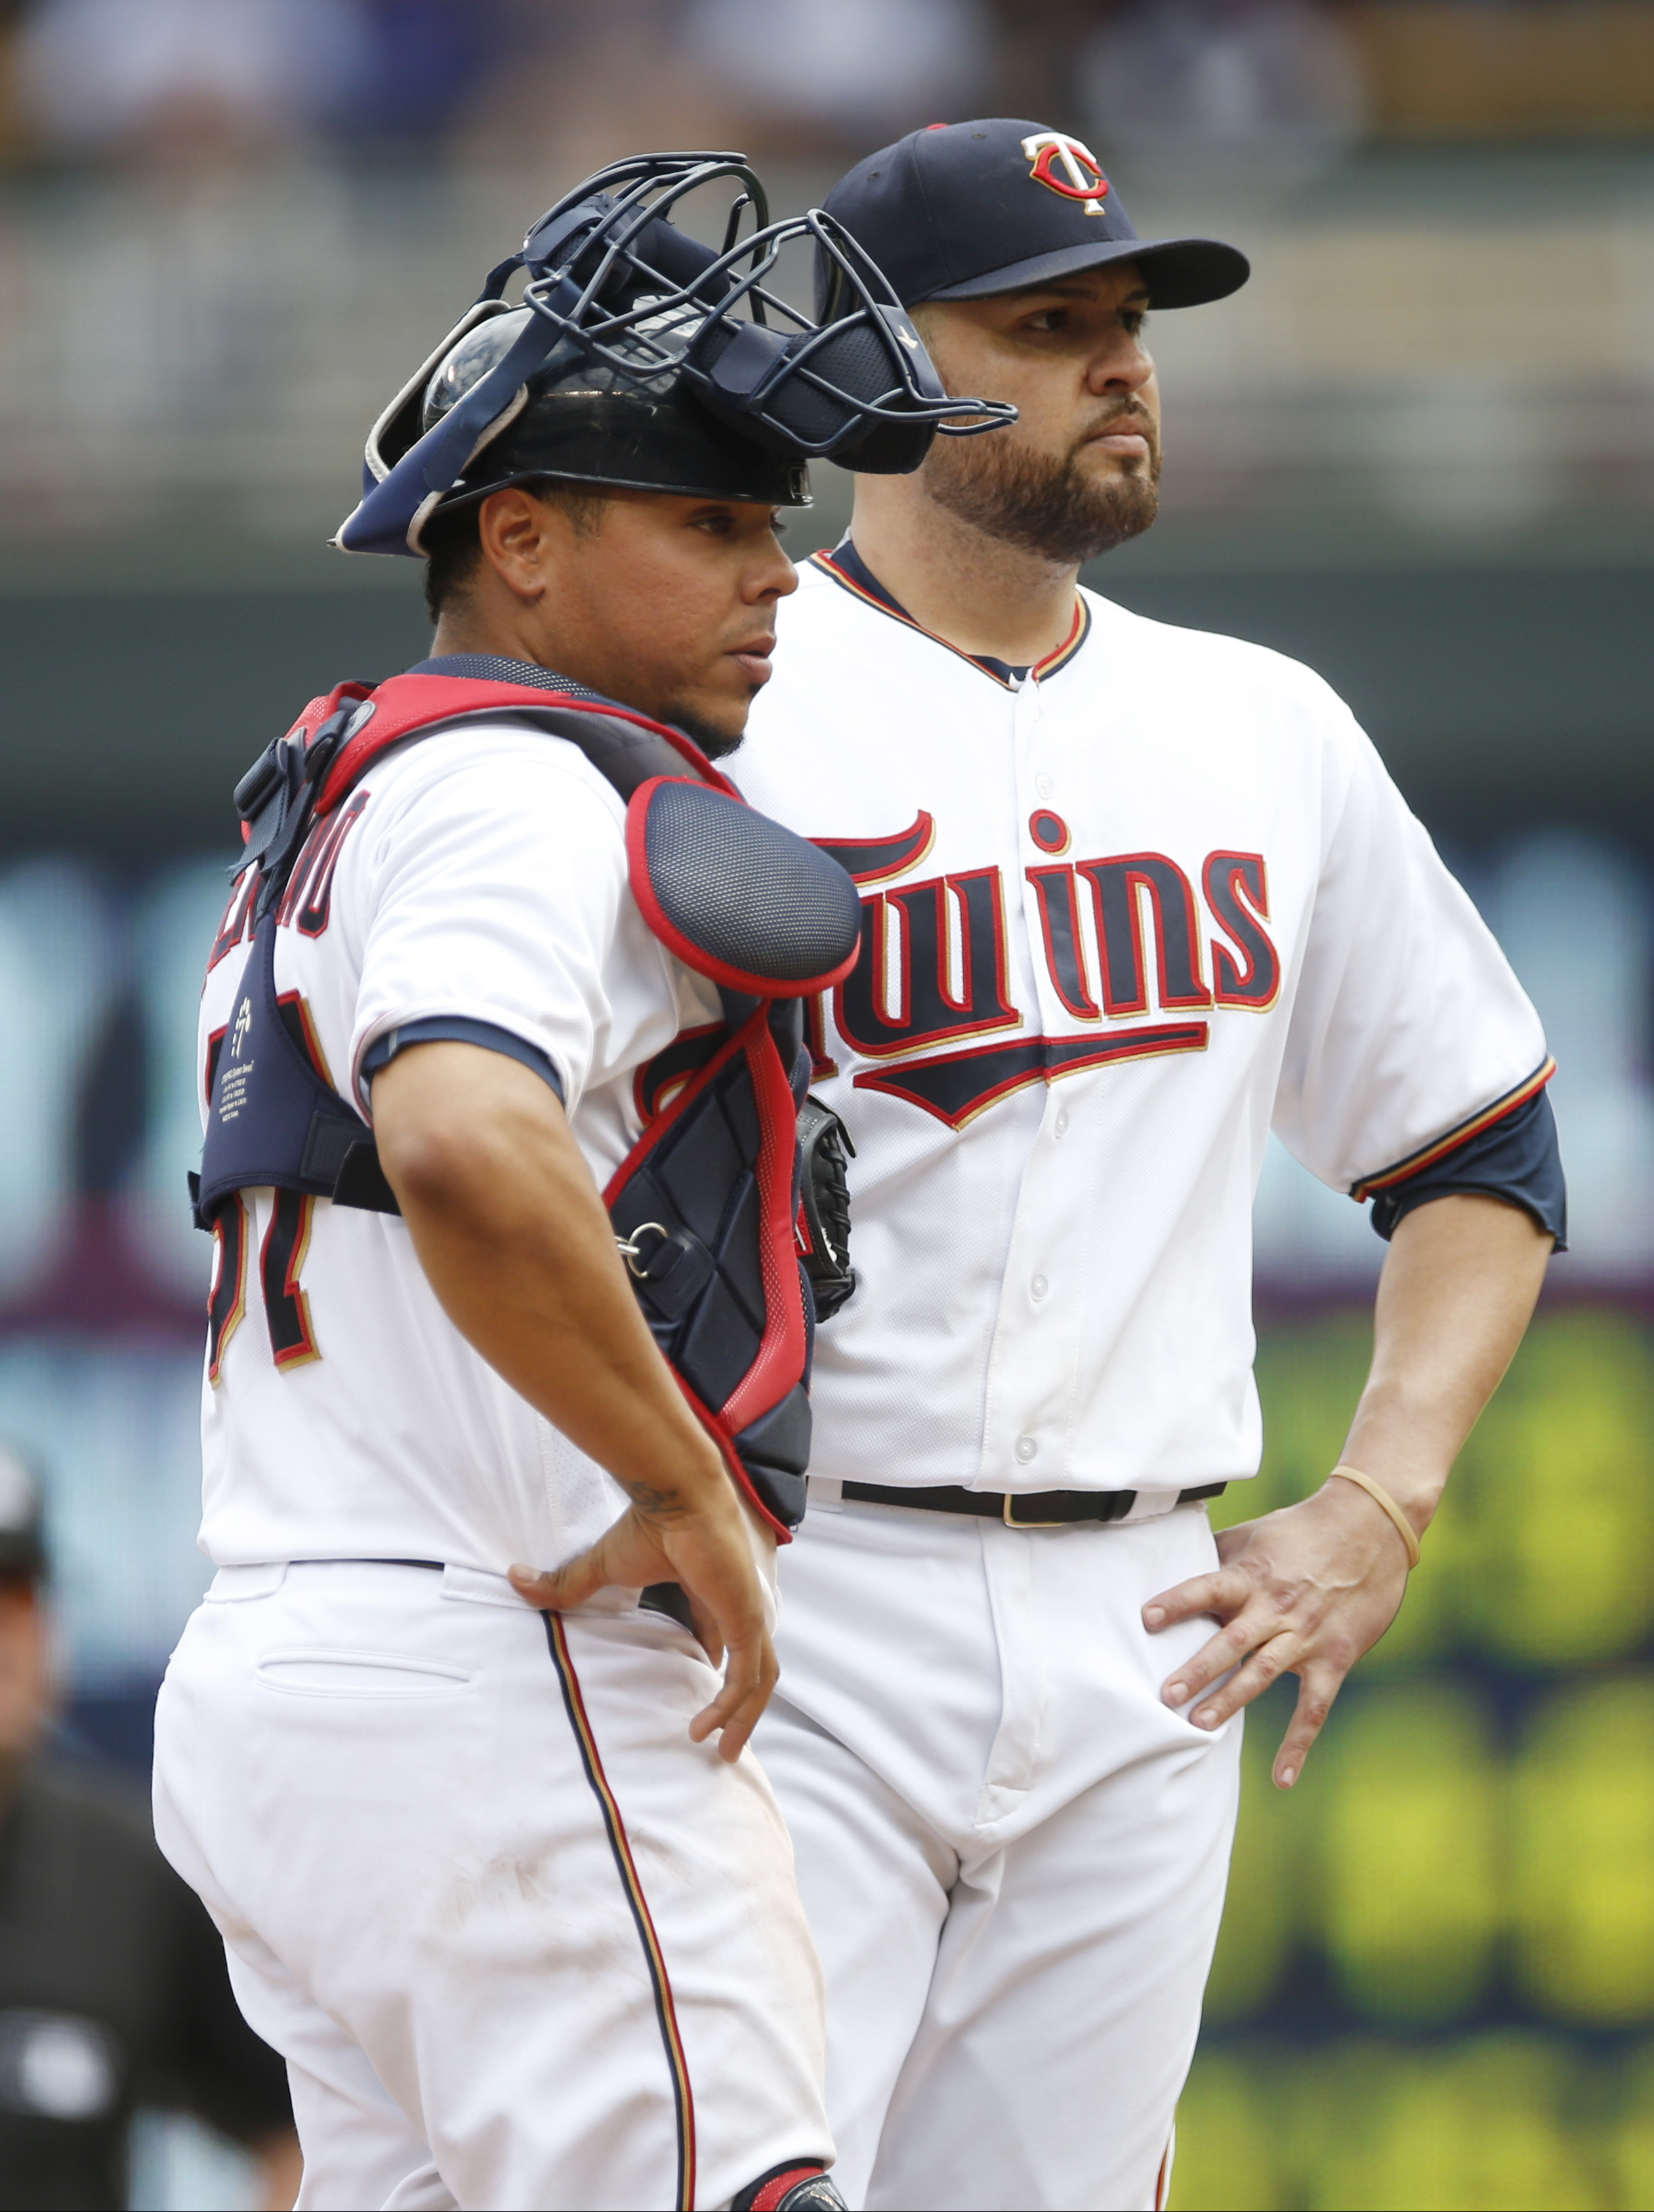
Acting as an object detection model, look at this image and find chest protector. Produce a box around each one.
[194,671,862,1537]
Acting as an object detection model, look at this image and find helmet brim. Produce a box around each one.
[337,382,812,556]
[466,385,813,514]
[922,234,1250,310]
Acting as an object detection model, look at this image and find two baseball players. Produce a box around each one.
[154,123,1563,2212]
[720,121,1565,2211]
[152,155,996,2211]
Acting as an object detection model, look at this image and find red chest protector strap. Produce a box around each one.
[206,671,861,1536]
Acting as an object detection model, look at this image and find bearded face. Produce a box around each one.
[917,403,1161,565]
[903,271,1165,566]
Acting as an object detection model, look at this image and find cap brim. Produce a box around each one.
[923,234,1250,311]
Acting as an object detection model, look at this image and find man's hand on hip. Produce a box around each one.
[374,1039,779,1759]
[1143,1191,1554,1788]
[510,1492,778,1761]
[1141,1481,1410,1788]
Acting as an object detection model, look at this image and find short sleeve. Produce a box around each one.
[1366,1082,1566,1247]
[1273,712,1550,1195]
[348,735,663,1116]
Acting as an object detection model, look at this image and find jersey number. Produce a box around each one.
[207,1197,249,1384]
[207,1190,321,1382]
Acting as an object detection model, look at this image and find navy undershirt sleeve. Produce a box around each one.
[1367,1086,1566,1250]
[362,1017,566,1100]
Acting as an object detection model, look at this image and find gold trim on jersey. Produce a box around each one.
[1349,1057,1557,1200]
[810,550,1092,689]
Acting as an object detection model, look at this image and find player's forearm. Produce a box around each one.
[1334,1191,1554,1537]
[373,1042,729,1517]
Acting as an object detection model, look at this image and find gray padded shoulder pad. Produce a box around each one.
[630,777,863,998]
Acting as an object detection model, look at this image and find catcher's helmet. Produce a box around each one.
[336,151,1016,558]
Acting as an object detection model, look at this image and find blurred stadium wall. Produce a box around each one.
[0,3,1651,2207]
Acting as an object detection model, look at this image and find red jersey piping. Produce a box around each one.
[1350,1059,1557,1201]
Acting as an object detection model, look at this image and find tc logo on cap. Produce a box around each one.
[1020,133,1109,217]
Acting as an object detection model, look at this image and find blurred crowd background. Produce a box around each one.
[0,1,1651,2206]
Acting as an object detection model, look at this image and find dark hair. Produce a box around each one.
[423,501,482,623]
[423,478,609,624]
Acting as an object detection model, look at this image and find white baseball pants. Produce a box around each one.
[752,1494,1242,2212]
[152,1560,833,2211]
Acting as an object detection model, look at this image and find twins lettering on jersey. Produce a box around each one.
[203,787,1279,1367]
[794,809,1280,1130]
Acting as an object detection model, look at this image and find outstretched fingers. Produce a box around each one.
[510,1549,608,1615]
[1271,1665,1344,1789]
[1142,1565,1254,1635]
[1144,1566,1278,1716]
[512,1495,779,1759]
[509,1509,665,1614]
[1142,1490,1413,1786]
[688,1629,778,1762]
[1142,1547,1319,1738]
[662,1517,777,1757]
[1178,1623,1302,1732]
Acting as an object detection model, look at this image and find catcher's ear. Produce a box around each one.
[473,487,562,602]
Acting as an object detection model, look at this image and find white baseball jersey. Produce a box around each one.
[734,552,1550,1496]
[194,717,723,1573]
[174,713,833,2209]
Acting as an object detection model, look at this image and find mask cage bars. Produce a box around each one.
[472,151,1018,461]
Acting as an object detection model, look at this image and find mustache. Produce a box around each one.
[1074,403,1157,449]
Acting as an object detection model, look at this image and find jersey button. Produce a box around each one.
[1015,1435,1039,1464]
[1035,773,1055,799]
[1031,1273,1049,1300]
[1054,1108,1069,1137]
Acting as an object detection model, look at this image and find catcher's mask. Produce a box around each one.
[335,150,1017,558]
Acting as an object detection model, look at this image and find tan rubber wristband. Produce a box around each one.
[1329,1464,1422,1570]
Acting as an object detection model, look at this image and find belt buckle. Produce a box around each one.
[1003,1493,1067,1528]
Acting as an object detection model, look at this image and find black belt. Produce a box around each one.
[838,1481,1227,1527]
[639,1582,697,1631]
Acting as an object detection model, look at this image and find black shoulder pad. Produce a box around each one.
[538,706,709,799]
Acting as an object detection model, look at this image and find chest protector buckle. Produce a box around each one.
[196,672,861,1536]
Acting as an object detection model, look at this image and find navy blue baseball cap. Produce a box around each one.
[819,119,1249,312]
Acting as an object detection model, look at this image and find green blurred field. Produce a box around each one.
[1174,1307,1654,2212]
